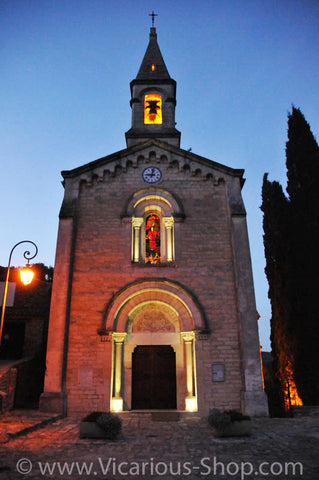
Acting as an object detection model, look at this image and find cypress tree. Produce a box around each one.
[261,174,290,414]
[285,107,319,404]
[262,107,319,410]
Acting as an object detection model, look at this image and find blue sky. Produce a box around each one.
[1,0,319,351]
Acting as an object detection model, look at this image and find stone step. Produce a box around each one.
[117,410,200,422]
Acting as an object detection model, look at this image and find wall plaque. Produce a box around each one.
[212,363,225,382]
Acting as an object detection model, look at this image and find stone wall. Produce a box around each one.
[0,367,17,412]
[66,154,241,414]
[42,145,267,416]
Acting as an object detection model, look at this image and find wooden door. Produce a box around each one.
[132,345,177,409]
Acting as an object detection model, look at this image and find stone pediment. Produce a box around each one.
[61,139,245,187]
[59,140,246,218]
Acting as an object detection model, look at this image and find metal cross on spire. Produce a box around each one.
[149,11,158,27]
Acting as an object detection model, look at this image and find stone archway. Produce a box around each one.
[129,302,178,410]
[101,279,207,412]
[103,279,206,333]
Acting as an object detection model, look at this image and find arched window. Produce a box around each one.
[145,214,161,263]
[124,188,184,265]
[132,208,173,264]
[131,204,175,264]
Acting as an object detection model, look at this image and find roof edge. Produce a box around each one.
[61,139,245,183]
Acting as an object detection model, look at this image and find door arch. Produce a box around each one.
[102,279,207,412]
[102,279,207,333]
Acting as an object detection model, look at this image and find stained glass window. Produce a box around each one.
[145,214,161,263]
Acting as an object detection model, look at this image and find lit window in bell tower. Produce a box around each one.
[144,93,162,124]
[151,63,155,71]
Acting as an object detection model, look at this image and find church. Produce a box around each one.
[40,25,268,417]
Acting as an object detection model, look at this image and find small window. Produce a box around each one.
[145,214,161,264]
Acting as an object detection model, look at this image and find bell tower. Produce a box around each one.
[125,26,181,147]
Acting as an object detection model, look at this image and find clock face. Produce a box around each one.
[142,167,162,183]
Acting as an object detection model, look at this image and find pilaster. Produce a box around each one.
[39,217,74,413]
[231,214,268,416]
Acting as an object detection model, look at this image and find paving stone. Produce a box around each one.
[0,413,318,479]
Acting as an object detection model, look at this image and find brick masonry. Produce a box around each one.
[40,26,267,417]
[40,144,268,417]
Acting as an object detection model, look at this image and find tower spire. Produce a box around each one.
[136,23,170,80]
[125,26,180,148]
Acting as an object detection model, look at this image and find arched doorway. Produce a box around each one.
[131,345,177,409]
[102,279,207,412]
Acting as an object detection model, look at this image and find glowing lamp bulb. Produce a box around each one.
[20,265,34,285]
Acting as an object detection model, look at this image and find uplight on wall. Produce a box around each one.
[185,396,198,412]
[111,397,123,413]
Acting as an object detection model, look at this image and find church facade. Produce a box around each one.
[40,27,268,417]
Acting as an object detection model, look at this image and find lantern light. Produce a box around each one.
[0,241,38,347]
[20,265,34,285]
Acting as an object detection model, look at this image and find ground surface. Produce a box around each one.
[0,411,318,479]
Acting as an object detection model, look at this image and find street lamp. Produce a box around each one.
[20,265,35,285]
[0,240,38,346]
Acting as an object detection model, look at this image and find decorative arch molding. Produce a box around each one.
[132,86,168,102]
[100,278,208,334]
[122,187,185,221]
[128,301,180,333]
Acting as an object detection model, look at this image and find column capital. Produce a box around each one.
[113,332,127,343]
[132,217,143,228]
[181,331,195,342]
[163,216,174,228]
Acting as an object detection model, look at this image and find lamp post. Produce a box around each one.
[0,240,38,346]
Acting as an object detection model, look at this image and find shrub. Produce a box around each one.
[96,412,122,440]
[82,411,122,440]
[208,409,250,429]
[83,411,104,422]
[227,409,250,422]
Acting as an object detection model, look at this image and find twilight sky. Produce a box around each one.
[1,0,319,351]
